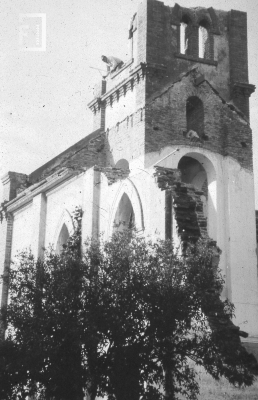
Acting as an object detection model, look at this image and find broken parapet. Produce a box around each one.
[154,166,181,190]
[154,166,207,243]
[172,182,208,242]
[94,166,130,185]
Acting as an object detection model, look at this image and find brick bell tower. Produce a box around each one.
[88,0,258,356]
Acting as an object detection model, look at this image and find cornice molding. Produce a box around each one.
[5,168,76,213]
[88,62,167,114]
[232,82,256,98]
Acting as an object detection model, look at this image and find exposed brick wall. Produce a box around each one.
[228,10,254,118]
[154,165,252,347]
[87,1,254,175]
[137,2,231,102]
[154,166,207,244]
[28,130,105,184]
[229,10,248,84]
[145,0,167,66]
[130,2,253,119]
[94,166,130,185]
[87,1,255,168]
[97,66,253,173]
[188,25,199,59]
[186,96,204,137]
[144,70,253,171]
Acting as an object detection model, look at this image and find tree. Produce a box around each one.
[0,211,257,400]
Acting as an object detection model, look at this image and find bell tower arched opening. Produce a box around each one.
[199,19,212,59]
[180,15,191,55]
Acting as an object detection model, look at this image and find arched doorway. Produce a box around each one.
[113,193,135,232]
[178,153,217,240]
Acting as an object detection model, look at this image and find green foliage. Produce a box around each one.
[0,214,257,400]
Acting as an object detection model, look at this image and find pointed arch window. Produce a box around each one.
[56,223,70,254]
[113,193,135,232]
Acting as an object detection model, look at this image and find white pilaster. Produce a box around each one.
[81,168,101,245]
[31,193,47,259]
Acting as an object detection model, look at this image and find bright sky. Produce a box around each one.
[1,0,258,203]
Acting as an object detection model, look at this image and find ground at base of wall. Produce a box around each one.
[177,365,258,399]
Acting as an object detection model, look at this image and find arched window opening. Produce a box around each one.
[186,96,204,139]
[178,156,208,218]
[56,223,69,254]
[180,16,191,55]
[113,193,135,232]
[199,20,211,59]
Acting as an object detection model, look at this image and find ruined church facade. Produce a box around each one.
[1,0,258,356]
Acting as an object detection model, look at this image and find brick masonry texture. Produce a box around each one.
[94,166,130,185]
[154,166,208,244]
[28,129,106,184]
[138,2,253,118]
[154,164,253,344]
[138,2,229,98]
[2,0,253,199]
[144,69,253,171]
[85,1,254,172]
[229,10,248,85]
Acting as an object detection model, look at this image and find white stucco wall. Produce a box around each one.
[105,88,137,131]
[97,166,166,241]
[44,175,84,249]
[11,203,34,257]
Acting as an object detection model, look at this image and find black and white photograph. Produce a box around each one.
[1,0,258,399]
